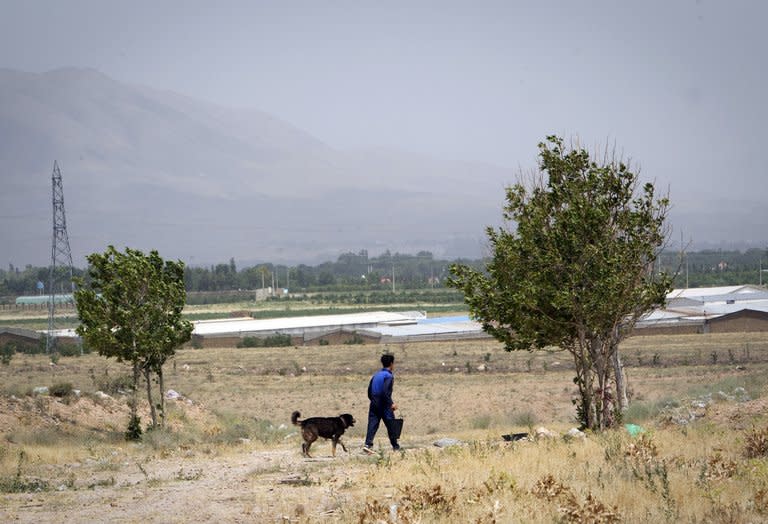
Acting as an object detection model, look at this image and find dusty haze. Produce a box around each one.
[1,1,766,266]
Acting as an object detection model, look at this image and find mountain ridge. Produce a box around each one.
[0,68,508,266]
[2,68,764,267]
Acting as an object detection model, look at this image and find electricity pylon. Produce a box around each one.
[47,161,74,353]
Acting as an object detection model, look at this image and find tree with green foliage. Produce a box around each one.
[449,136,672,430]
[74,246,192,438]
[0,342,14,365]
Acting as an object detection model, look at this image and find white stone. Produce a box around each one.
[535,426,558,439]
[433,437,463,448]
[165,389,181,400]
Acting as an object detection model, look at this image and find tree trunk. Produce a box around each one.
[612,348,629,414]
[131,360,140,419]
[144,368,158,428]
[588,337,611,430]
[157,366,165,428]
[571,343,595,430]
[584,366,596,430]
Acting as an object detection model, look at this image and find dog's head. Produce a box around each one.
[340,414,355,428]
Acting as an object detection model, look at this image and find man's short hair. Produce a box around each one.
[381,354,395,367]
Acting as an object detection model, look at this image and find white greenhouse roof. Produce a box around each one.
[193,311,425,336]
[666,285,763,300]
[637,285,768,330]
[698,301,768,316]
[367,319,483,338]
[38,328,79,338]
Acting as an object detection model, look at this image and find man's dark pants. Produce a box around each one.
[365,405,399,450]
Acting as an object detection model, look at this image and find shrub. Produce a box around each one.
[400,484,457,515]
[0,451,49,494]
[212,412,291,445]
[344,334,365,345]
[0,343,13,365]
[0,475,49,493]
[237,336,261,348]
[237,334,292,348]
[11,339,46,355]
[125,414,142,441]
[745,425,768,458]
[58,343,82,357]
[5,427,70,447]
[622,400,661,423]
[511,410,537,430]
[95,373,134,395]
[142,426,186,450]
[471,414,492,429]
[49,382,74,398]
[263,334,292,347]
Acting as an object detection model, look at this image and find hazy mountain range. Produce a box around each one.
[0,68,764,267]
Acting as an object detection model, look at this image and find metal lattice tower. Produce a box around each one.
[47,161,74,353]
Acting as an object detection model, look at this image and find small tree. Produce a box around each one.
[74,246,192,436]
[449,136,672,430]
[1,342,14,365]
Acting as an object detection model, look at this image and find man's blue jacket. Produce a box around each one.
[368,367,394,415]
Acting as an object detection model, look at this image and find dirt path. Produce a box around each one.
[1,444,378,523]
[0,392,419,523]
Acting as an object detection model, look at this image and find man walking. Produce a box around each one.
[363,353,400,453]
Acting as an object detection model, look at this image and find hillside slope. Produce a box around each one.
[0,68,509,265]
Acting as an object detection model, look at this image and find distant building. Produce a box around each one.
[191,311,424,348]
[189,311,488,348]
[0,327,42,348]
[15,294,75,305]
[633,285,768,335]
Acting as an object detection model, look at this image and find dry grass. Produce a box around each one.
[1,332,768,522]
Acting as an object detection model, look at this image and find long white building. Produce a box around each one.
[636,285,768,334]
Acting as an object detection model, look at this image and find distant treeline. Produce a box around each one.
[181,250,481,293]
[0,250,481,300]
[657,247,768,288]
[2,247,766,302]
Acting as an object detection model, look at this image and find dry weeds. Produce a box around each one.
[0,332,767,522]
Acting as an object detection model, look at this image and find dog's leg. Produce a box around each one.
[332,438,337,457]
[338,437,348,453]
[302,427,318,458]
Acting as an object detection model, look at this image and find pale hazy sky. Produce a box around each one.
[2,0,767,247]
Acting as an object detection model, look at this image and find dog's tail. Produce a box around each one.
[291,411,301,426]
